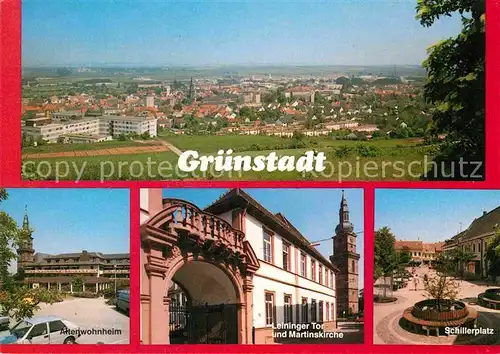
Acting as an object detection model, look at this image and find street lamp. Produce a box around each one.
[114,264,117,294]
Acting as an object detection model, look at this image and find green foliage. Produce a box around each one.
[71,291,99,298]
[333,145,353,158]
[0,286,40,321]
[0,201,22,291]
[32,288,65,303]
[355,144,380,157]
[398,246,412,265]
[374,227,399,280]
[485,233,500,279]
[423,274,460,312]
[417,0,485,179]
[71,276,84,292]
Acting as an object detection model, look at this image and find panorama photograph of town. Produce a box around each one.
[374,189,500,345]
[20,0,484,181]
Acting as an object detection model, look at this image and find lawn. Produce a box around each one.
[22,140,155,154]
[157,133,423,153]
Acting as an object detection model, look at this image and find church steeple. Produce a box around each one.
[335,190,353,234]
[330,190,360,316]
[18,205,35,270]
[23,205,30,230]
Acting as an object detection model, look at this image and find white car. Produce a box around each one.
[0,315,80,344]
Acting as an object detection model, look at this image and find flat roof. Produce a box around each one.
[100,115,157,122]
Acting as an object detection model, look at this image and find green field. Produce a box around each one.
[157,133,423,152]
[21,136,438,181]
[22,140,151,154]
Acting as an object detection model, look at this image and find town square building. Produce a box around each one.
[17,207,130,292]
[442,206,500,279]
[140,188,361,344]
[394,240,444,265]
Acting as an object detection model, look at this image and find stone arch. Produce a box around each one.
[141,198,259,344]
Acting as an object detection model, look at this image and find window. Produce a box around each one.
[300,253,306,277]
[29,323,48,338]
[49,320,66,333]
[319,301,324,322]
[301,297,308,323]
[265,292,275,326]
[326,303,330,321]
[263,231,273,263]
[284,294,293,323]
[352,260,355,273]
[311,260,316,281]
[318,265,323,285]
[330,272,334,289]
[311,299,317,322]
[331,302,335,320]
[282,242,290,271]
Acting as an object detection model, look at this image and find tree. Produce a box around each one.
[398,246,412,265]
[0,191,22,291]
[0,286,40,321]
[374,227,399,297]
[423,272,460,312]
[450,248,476,278]
[485,233,500,282]
[72,276,84,292]
[417,0,485,179]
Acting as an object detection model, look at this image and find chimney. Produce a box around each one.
[483,210,487,216]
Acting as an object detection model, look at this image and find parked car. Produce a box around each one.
[0,316,9,331]
[115,289,130,315]
[0,315,80,344]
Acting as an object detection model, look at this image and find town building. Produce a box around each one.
[16,207,130,293]
[22,114,158,142]
[442,207,500,278]
[140,188,361,344]
[394,240,444,265]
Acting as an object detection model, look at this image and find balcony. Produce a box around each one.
[24,269,98,274]
[144,198,246,255]
[102,269,130,274]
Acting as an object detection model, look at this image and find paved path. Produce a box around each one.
[374,266,500,345]
[23,145,170,159]
[156,139,183,156]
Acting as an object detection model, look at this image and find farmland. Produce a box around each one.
[22,135,438,181]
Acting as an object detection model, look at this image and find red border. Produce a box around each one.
[1,0,499,353]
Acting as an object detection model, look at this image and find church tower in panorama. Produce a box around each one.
[330,191,360,315]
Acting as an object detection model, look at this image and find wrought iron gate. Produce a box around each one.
[169,303,238,344]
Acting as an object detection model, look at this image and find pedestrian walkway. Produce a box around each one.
[374,265,500,345]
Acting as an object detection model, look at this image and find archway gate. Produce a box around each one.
[141,198,260,344]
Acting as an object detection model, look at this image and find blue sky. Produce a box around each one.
[376,189,500,242]
[22,0,462,67]
[163,188,364,287]
[1,188,130,273]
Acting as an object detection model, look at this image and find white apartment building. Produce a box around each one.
[99,115,158,137]
[22,118,100,143]
[22,115,158,143]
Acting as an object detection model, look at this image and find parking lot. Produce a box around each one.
[2,297,129,344]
